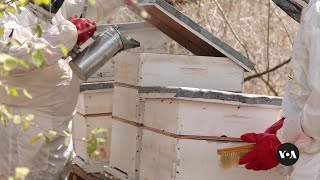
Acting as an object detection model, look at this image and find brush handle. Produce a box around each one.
[217,144,256,155]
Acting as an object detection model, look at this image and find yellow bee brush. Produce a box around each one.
[217,144,256,169]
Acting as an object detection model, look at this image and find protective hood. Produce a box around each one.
[272,0,309,22]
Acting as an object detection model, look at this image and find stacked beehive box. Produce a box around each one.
[108,52,245,179]
[73,82,114,173]
[73,22,172,173]
[105,1,286,179]
[105,52,285,180]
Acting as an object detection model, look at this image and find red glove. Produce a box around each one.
[239,133,281,171]
[264,117,285,134]
[68,17,97,44]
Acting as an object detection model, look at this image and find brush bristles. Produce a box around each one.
[220,149,252,169]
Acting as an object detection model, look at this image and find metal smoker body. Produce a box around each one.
[69,26,140,81]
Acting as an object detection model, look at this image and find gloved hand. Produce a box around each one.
[239,133,281,171]
[68,17,97,44]
[265,117,285,134]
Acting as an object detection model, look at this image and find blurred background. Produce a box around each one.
[105,0,299,96]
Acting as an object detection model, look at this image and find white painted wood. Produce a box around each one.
[109,120,142,179]
[114,52,244,92]
[73,156,107,173]
[72,114,113,164]
[143,98,281,137]
[77,89,114,115]
[140,130,286,180]
[112,86,141,123]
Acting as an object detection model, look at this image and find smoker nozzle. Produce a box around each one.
[69,26,140,81]
[120,33,141,50]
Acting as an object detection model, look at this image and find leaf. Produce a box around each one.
[48,130,57,137]
[18,0,29,6]
[86,133,98,155]
[30,136,40,145]
[13,115,21,124]
[60,44,68,57]
[3,58,18,71]
[34,43,47,50]
[25,114,34,121]
[0,105,12,119]
[65,137,70,146]
[35,0,51,5]
[8,87,18,97]
[23,89,32,99]
[19,60,30,69]
[4,86,9,95]
[12,39,22,47]
[91,128,107,134]
[23,121,30,131]
[42,134,51,144]
[5,5,16,13]
[0,26,4,38]
[16,4,22,14]
[15,167,30,178]
[1,118,7,128]
[93,150,100,156]
[64,129,71,136]
[30,50,47,68]
[96,138,106,145]
[35,23,42,38]
[88,0,96,6]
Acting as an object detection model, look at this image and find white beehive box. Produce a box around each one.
[139,130,286,180]
[73,113,113,173]
[114,52,244,92]
[77,82,114,115]
[83,22,172,83]
[108,120,142,180]
[107,87,283,180]
[73,82,114,173]
[140,87,282,137]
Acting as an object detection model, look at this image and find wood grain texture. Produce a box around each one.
[140,130,286,180]
[114,52,244,91]
[77,89,114,115]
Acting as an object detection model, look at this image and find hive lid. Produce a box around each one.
[128,0,255,71]
[138,86,282,106]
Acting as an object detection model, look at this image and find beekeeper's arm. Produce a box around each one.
[277,2,320,153]
[0,14,78,71]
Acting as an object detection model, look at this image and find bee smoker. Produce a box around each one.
[69,26,140,81]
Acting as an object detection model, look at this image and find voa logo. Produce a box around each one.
[276,143,299,166]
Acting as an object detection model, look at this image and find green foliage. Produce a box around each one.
[88,0,96,6]
[35,23,42,38]
[0,1,110,178]
[30,50,46,68]
[87,128,107,155]
[8,167,30,180]
[60,44,68,57]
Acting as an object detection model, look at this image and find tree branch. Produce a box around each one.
[245,58,291,82]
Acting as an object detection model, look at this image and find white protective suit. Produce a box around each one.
[0,0,123,179]
[276,0,320,179]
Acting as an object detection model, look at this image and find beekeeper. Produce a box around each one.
[0,0,123,179]
[240,0,320,179]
